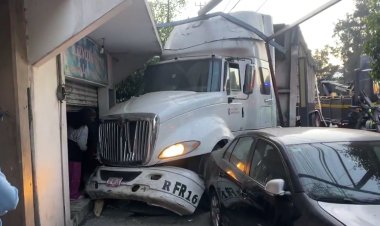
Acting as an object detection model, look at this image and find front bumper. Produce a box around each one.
[85,166,205,215]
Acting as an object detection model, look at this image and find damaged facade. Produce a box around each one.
[0,0,161,225]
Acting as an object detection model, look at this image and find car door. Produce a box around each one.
[243,139,294,226]
[216,136,258,226]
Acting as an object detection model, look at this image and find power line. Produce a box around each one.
[228,0,241,13]
[223,0,233,12]
[256,0,270,12]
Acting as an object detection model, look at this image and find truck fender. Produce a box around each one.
[198,139,229,179]
[308,110,326,127]
[153,116,234,165]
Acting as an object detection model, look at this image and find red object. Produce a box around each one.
[69,161,82,200]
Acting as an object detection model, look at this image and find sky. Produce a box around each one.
[176,0,356,58]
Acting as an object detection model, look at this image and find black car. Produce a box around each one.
[204,127,380,226]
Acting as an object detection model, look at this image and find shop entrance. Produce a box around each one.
[65,79,100,225]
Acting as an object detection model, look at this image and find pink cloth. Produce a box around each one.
[69,161,82,200]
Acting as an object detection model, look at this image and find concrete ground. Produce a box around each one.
[80,200,211,226]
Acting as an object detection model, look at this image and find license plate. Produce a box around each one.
[106,177,123,187]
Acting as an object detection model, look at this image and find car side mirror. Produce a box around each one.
[265,179,285,196]
[243,64,255,94]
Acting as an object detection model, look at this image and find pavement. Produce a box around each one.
[71,198,92,226]
[80,200,211,226]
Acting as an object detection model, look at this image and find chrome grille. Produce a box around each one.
[98,114,158,166]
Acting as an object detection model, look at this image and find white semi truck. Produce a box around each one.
[86,11,304,215]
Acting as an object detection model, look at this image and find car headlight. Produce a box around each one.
[159,141,200,159]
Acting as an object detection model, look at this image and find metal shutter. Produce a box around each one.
[65,80,98,107]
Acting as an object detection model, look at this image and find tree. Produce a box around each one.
[333,0,371,81]
[364,0,380,80]
[149,0,187,44]
[313,45,340,80]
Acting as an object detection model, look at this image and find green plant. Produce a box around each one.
[364,0,380,80]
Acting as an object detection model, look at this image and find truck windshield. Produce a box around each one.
[141,59,221,94]
[287,141,380,204]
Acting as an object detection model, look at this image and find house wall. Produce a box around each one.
[0,1,161,225]
[98,54,114,117]
[98,53,153,117]
[111,53,153,85]
[25,0,128,65]
[31,57,70,226]
[0,0,35,225]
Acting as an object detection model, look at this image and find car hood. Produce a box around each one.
[318,202,380,226]
[106,91,225,123]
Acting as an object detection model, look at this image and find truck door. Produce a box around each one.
[257,66,274,128]
[244,62,275,129]
[225,61,245,133]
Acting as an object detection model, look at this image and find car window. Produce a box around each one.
[250,140,287,185]
[229,137,255,173]
[223,139,238,160]
[288,142,380,203]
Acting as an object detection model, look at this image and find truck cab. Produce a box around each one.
[86,11,277,216]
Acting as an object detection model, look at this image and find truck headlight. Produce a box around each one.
[159,141,200,159]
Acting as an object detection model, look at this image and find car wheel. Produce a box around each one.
[315,113,321,127]
[210,191,223,226]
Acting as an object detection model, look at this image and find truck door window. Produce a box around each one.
[229,63,241,91]
[229,137,255,173]
[259,67,271,95]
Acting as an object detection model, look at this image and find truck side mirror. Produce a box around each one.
[243,64,255,94]
[226,79,231,95]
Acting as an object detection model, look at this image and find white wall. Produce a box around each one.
[98,54,114,117]
[25,0,127,65]
[31,57,70,226]
[111,53,153,85]
[98,53,153,116]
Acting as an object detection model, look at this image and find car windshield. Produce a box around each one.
[287,142,380,204]
[140,59,221,94]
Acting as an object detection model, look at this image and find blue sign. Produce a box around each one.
[63,37,108,85]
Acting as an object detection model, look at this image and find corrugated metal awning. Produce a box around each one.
[65,79,98,108]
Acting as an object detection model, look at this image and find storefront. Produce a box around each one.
[0,1,162,226]
[63,37,108,116]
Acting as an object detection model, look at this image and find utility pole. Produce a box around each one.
[198,0,222,16]
[167,0,170,22]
